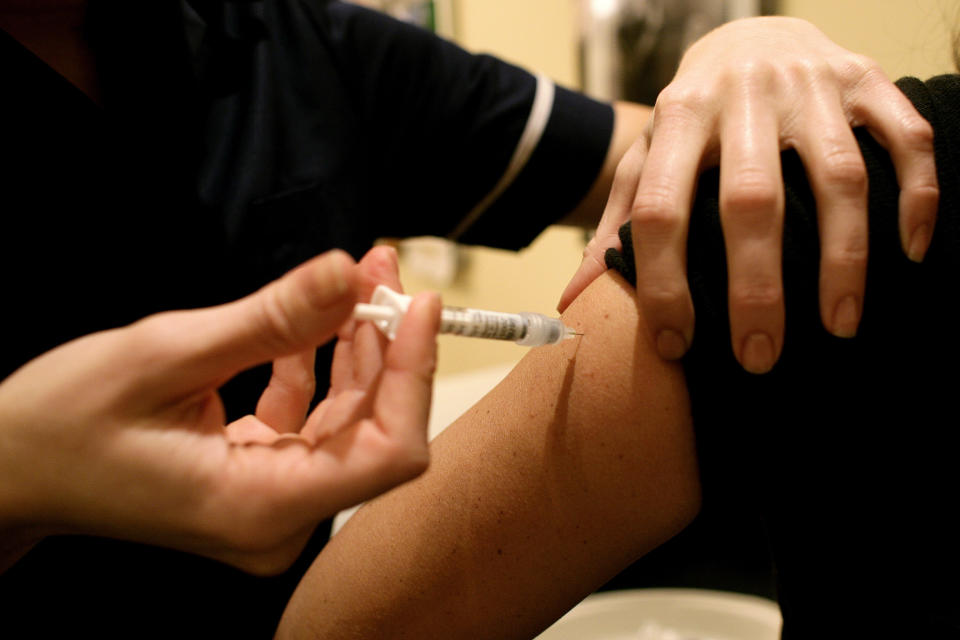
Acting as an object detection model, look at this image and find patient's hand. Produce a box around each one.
[0,248,440,575]
[561,16,937,374]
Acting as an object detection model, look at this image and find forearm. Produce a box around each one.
[0,525,44,575]
[561,101,652,228]
[0,388,49,574]
[278,270,699,639]
[0,473,49,574]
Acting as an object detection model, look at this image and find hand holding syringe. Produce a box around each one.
[354,285,581,347]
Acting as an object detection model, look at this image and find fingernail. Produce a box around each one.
[656,329,688,360]
[741,332,775,374]
[831,295,860,338]
[383,244,399,267]
[907,224,931,263]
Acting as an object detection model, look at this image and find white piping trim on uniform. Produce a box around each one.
[448,73,556,241]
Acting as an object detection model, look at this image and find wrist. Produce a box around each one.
[0,523,45,574]
[0,480,47,573]
[0,435,47,573]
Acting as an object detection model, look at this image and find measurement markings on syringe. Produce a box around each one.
[440,307,528,341]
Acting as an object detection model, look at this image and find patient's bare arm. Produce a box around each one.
[277,271,701,639]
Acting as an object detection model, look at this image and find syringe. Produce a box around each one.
[353,285,581,347]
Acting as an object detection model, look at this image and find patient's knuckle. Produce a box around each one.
[721,171,780,217]
[819,149,867,192]
[852,56,886,86]
[835,54,883,89]
[906,183,940,215]
[728,57,778,89]
[823,238,868,272]
[899,115,934,151]
[638,280,685,309]
[654,85,710,126]
[632,189,680,234]
[729,279,782,310]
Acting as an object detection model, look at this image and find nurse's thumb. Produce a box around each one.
[170,250,359,387]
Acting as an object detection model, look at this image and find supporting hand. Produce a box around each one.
[560,17,938,373]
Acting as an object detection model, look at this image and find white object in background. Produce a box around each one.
[579,0,665,101]
[724,0,760,20]
[431,0,456,38]
[399,236,460,288]
[535,588,782,640]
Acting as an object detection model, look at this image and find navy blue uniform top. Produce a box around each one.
[182,0,612,286]
[0,1,612,636]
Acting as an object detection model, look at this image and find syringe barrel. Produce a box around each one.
[361,285,573,346]
[439,307,527,341]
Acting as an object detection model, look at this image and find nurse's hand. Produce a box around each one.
[0,248,440,575]
[560,16,938,373]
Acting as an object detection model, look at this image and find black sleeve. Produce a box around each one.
[605,75,960,637]
[321,2,614,249]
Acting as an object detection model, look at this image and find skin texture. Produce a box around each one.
[0,248,441,575]
[277,271,700,640]
[559,17,938,374]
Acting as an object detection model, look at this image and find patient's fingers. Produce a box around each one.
[793,83,869,338]
[558,137,647,313]
[630,91,711,360]
[848,64,938,262]
[718,82,785,373]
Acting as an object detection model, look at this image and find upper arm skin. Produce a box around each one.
[276,270,699,640]
[561,101,652,228]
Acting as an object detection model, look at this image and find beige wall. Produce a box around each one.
[401,0,958,377]
[780,0,956,80]
[454,0,580,87]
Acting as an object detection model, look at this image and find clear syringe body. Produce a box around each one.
[353,285,578,347]
[439,307,570,346]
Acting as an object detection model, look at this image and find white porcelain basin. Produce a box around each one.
[536,588,782,640]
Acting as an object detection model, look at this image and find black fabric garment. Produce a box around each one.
[607,75,960,638]
[0,2,613,636]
